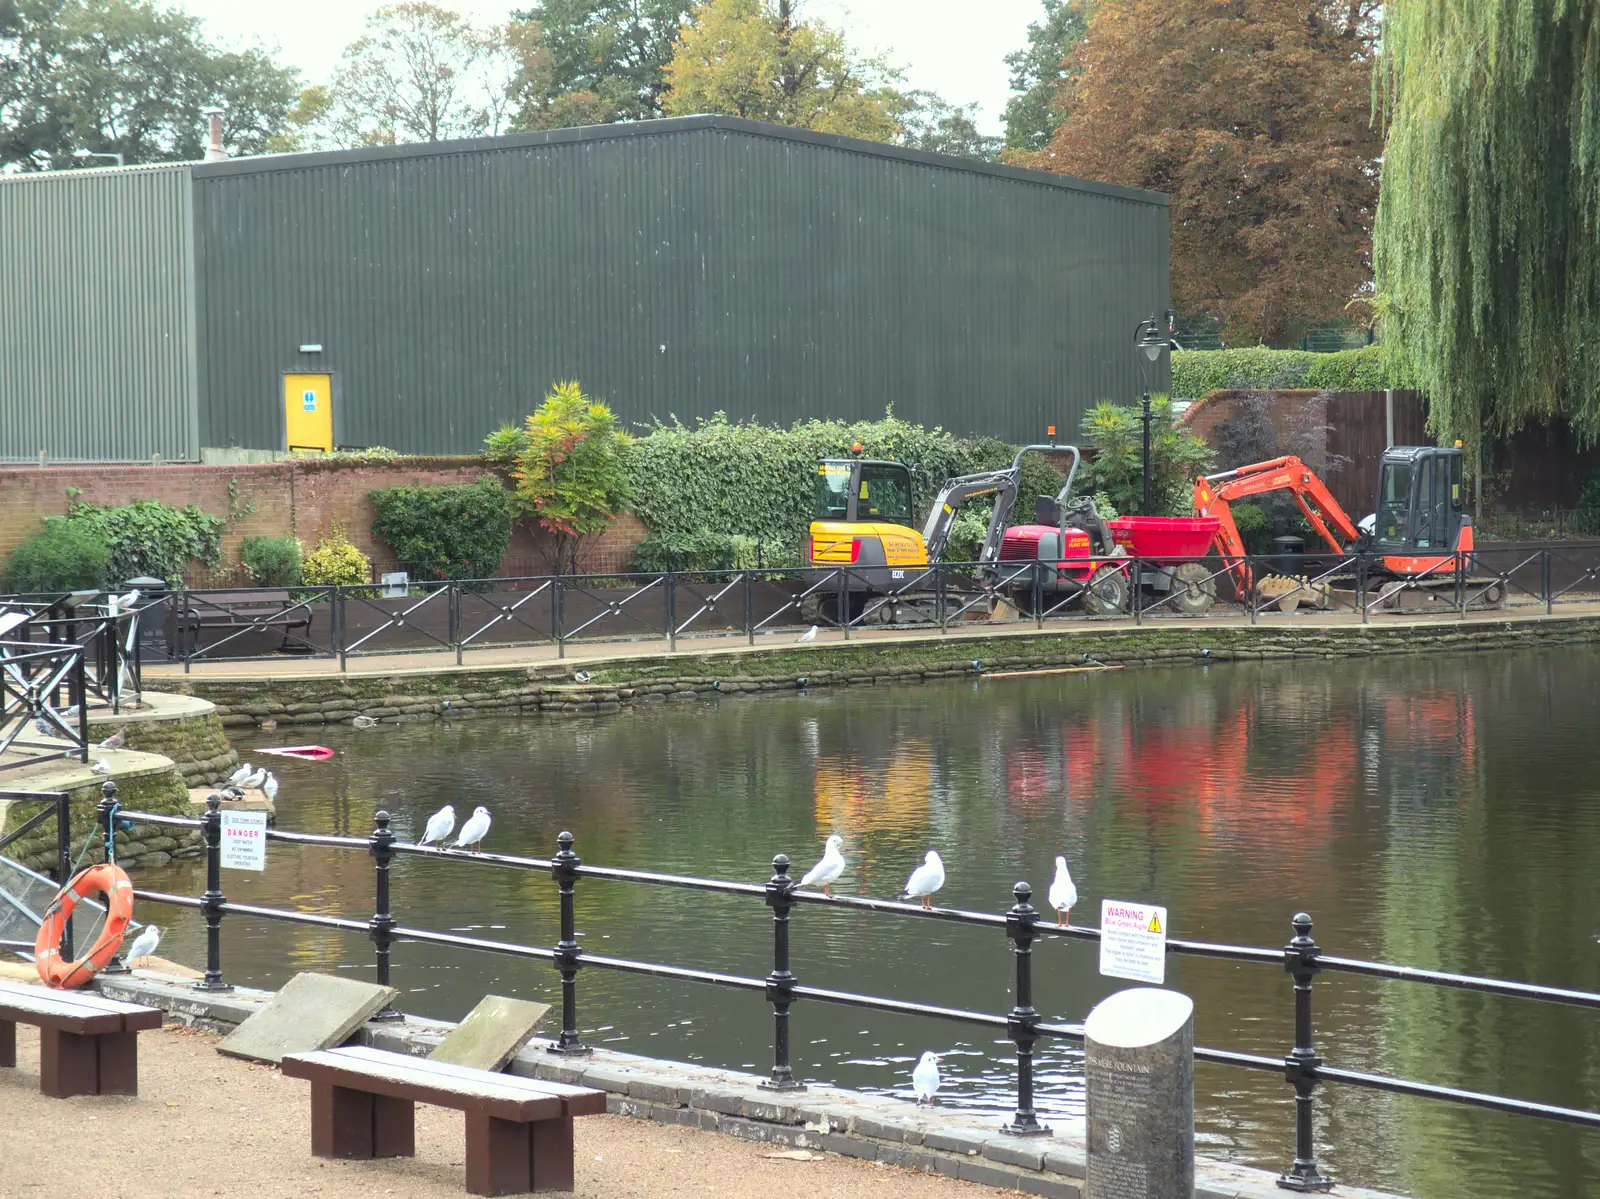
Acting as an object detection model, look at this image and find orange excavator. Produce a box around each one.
[1193,444,1505,608]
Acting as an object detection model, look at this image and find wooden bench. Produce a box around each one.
[173,590,315,654]
[280,1045,607,1196]
[0,979,164,1098]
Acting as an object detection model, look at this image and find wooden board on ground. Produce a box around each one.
[218,972,396,1065]
[428,995,550,1072]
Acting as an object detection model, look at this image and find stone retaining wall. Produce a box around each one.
[116,709,239,788]
[0,768,202,874]
[166,613,1600,728]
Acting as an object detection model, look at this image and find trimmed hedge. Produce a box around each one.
[2,519,111,594]
[1171,346,1400,398]
[369,475,513,581]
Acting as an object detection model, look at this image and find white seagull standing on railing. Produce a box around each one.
[911,1051,942,1105]
[903,850,945,910]
[110,588,140,613]
[452,806,491,852]
[798,835,846,897]
[418,804,456,847]
[1048,855,1078,927]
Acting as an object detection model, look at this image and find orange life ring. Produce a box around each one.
[34,863,134,990]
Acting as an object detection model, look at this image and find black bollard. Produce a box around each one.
[195,794,231,992]
[99,781,130,974]
[1003,881,1050,1135]
[369,811,402,1020]
[1278,913,1331,1191]
[760,854,804,1092]
[549,831,590,1055]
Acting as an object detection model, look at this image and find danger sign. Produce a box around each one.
[220,809,268,871]
[1099,898,1168,985]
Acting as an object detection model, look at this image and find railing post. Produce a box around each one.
[1133,558,1143,625]
[1278,912,1331,1192]
[555,579,566,660]
[99,781,130,974]
[1032,561,1043,629]
[369,811,402,1020]
[745,570,755,646]
[938,564,949,634]
[549,831,590,1055]
[54,790,74,960]
[452,581,463,667]
[837,569,850,640]
[1249,556,1258,625]
[195,794,231,992]
[1003,881,1050,1135]
[667,572,677,653]
[760,854,804,1091]
[72,651,88,762]
[1358,554,1368,625]
[336,585,349,673]
[1544,549,1553,615]
[1456,551,1466,618]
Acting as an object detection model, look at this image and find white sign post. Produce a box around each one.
[220,809,268,871]
[1099,897,1168,985]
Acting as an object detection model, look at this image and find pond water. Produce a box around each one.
[150,647,1600,1197]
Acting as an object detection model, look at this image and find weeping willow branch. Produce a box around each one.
[1373,0,1600,458]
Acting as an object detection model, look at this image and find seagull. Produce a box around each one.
[798,625,819,643]
[227,762,253,785]
[262,772,279,802]
[903,850,945,910]
[911,1051,942,1106]
[123,924,160,965]
[352,715,378,729]
[1048,855,1078,927]
[452,806,491,852]
[419,804,456,847]
[572,670,592,684]
[798,835,846,897]
[96,727,126,750]
[110,588,140,613]
[240,767,267,791]
[89,759,111,775]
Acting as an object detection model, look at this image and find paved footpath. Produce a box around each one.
[0,1023,994,1199]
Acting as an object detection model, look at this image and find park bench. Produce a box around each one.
[171,589,315,655]
[280,1045,607,1196]
[0,979,164,1097]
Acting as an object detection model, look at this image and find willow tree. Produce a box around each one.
[1374,0,1600,458]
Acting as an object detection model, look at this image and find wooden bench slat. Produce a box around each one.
[336,1046,608,1116]
[282,1049,566,1122]
[0,982,162,1034]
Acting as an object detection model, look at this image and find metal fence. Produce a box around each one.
[90,783,1600,1192]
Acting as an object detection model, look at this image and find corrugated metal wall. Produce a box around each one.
[193,118,1169,452]
[0,165,197,461]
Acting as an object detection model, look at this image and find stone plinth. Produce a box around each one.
[1085,987,1194,1199]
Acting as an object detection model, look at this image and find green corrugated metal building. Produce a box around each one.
[0,116,1169,462]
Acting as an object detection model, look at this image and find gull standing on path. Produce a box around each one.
[797,625,819,643]
[911,1051,942,1106]
[453,806,491,852]
[798,835,846,897]
[419,804,456,847]
[1048,855,1078,927]
[123,924,160,965]
[903,850,945,910]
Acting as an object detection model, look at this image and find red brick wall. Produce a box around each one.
[0,458,649,583]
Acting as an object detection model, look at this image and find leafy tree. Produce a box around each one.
[1000,0,1088,154]
[1,0,299,170]
[1373,0,1600,455]
[1077,399,1213,516]
[3,519,109,594]
[1031,0,1382,347]
[662,0,901,141]
[512,381,634,574]
[510,0,693,122]
[893,89,999,162]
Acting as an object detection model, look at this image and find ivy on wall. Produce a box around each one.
[1172,346,1398,399]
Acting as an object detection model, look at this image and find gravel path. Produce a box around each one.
[0,1024,1000,1199]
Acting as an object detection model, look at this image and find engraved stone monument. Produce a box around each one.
[1085,986,1195,1199]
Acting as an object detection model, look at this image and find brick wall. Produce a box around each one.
[0,458,649,583]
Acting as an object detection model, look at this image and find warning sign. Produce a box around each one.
[1099,898,1168,985]
[220,809,268,871]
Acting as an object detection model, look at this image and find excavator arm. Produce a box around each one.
[921,470,1021,563]
[1193,456,1363,592]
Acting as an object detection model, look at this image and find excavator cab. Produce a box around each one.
[1372,446,1468,556]
[812,459,915,526]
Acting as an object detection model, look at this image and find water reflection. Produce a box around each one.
[147,649,1600,1196]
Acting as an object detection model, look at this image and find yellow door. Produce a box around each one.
[284,373,333,452]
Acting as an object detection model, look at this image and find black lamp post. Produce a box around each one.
[1134,310,1179,515]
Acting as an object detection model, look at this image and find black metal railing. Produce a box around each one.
[0,640,89,769]
[0,598,142,712]
[0,789,75,957]
[103,783,1600,1191]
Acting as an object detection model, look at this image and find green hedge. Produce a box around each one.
[1171,346,1400,398]
[3,519,111,594]
[66,499,223,584]
[369,475,513,581]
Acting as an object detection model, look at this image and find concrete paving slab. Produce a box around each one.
[426,993,549,1071]
[217,971,395,1064]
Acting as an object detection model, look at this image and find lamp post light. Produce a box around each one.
[73,149,125,168]
[1134,310,1179,515]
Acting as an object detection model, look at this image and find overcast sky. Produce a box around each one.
[176,0,1044,135]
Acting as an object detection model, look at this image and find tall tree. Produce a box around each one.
[894,89,999,162]
[510,0,692,122]
[662,0,901,141]
[1000,0,1087,154]
[1032,0,1382,347]
[1374,0,1600,454]
[1,0,298,169]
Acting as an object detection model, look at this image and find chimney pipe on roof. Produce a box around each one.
[201,106,227,162]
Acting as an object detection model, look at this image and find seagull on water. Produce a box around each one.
[911,1051,942,1106]
[453,806,491,852]
[352,715,378,729]
[1048,855,1078,927]
[798,835,846,897]
[797,625,819,643]
[903,850,945,910]
[123,924,160,965]
[419,804,456,847]
[262,772,279,802]
[227,762,253,786]
[96,727,126,750]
